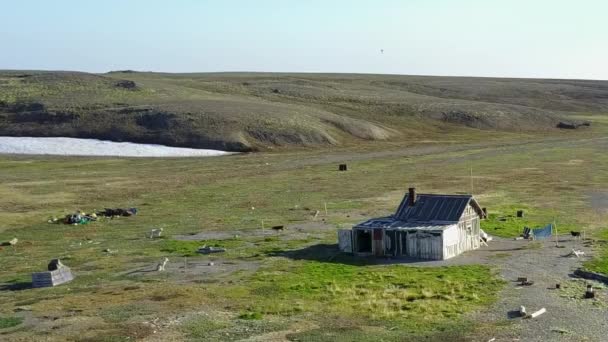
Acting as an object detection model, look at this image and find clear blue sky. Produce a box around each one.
[1,0,606,79]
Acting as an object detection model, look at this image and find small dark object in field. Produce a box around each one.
[571,231,581,237]
[115,80,137,89]
[557,121,577,129]
[198,246,226,254]
[272,225,285,231]
[556,283,561,289]
[48,259,64,271]
[97,208,138,217]
[516,210,524,218]
[339,164,348,171]
[272,88,280,94]
[242,82,250,86]
[557,121,591,129]
[585,284,595,298]
[517,277,534,286]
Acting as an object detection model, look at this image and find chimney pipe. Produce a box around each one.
[408,187,416,206]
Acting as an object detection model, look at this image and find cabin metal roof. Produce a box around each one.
[354,217,456,231]
[394,193,478,223]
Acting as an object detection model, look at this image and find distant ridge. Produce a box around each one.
[1,71,606,151]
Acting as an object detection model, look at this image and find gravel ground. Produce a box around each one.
[464,237,608,342]
[0,136,234,157]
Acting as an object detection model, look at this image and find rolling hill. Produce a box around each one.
[1,70,607,151]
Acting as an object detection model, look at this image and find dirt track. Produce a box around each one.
[463,237,608,342]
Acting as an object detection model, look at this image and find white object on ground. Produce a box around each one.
[157,257,169,271]
[519,305,527,317]
[0,137,234,157]
[571,249,585,258]
[148,228,164,239]
[480,229,493,242]
[528,307,546,318]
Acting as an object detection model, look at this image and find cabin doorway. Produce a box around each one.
[355,229,372,253]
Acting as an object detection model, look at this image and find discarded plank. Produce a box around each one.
[528,307,546,318]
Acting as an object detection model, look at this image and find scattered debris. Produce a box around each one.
[517,210,525,218]
[571,231,581,238]
[338,164,348,171]
[271,225,285,231]
[480,229,492,242]
[519,305,527,317]
[585,284,595,298]
[556,283,561,289]
[517,277,534,286]
[62,211,97,225]
[312,210,320,220]
[1,238,18,246]
[208,262,214,266]
[527,307,546,319]
[569,249,585,258]
[32,258,74,288]
[103,248,116,254]
[198,246,226,254]
[148,228,164,239]
[157,257,169,272]
[522,227,531,239]
[97,208,138,217]
[557,121,591,129]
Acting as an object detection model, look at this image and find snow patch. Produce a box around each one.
[0,137,234,157]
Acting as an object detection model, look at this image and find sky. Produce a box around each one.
[1,0,607,79]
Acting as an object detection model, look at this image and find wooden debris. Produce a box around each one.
[519,305,527,317]
[528,307,546,318]
[148,228,163,238]
[1,238,18,246]
[156,257,169,271]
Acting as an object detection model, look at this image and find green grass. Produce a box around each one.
[1,117,608,339]
[233,261,503,332]
[0,316,23,329]
[584,230,608,274]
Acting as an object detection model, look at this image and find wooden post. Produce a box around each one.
[184,257,187,272]
[554,218,559,247]
[261,219,265,233]
[324,202,328,216]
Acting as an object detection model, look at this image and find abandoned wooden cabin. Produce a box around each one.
[338,188,486,260]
